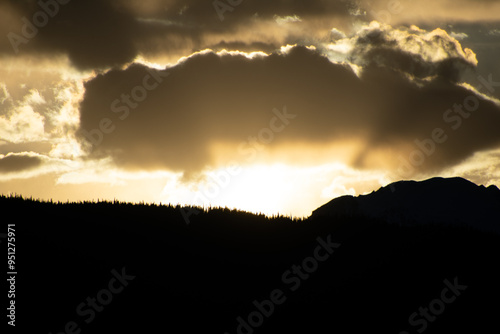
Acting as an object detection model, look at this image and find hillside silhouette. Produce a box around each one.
[2,177,500,333]
[313,177,500,233]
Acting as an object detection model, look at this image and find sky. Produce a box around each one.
[1,0,500,217]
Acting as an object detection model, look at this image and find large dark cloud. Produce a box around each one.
[78,46,361,173]
[0,0,352,69]
[2,0,499,72]
[1,0,138,69]
[77,45,500,178]
[1,0,178,69]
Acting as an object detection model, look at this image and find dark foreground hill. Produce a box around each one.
[2,177,500,333]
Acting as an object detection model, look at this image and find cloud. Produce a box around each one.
[448,22,500,100]
[0,0,352,70]
[450,32,468,40]
[0,152,42,173]
[77,35,500,180]
[489,29,500,36]
[363,0,500,24]
[144,0,350,24]
[274,15,302,25]
[441,148,500,189]
[200,41,278,55]
[0,150,83,182]
[1,0,498,72]
[0,104,46,143]
[330,28,347,40]
[0,54,88,162]
[327,22,478,83]
[1,0,138,69]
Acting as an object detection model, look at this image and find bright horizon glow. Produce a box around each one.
[3,152,499,218]
[159,162,393,218]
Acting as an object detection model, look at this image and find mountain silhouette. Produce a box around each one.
[312,177,500,234]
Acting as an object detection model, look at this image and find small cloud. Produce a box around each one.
[26,90,46,105]
[136,17,180,27]
[347,2,365,17]
[0,152,79,181]
[327,40,353,56]
[450,32,468,40]
[321,179,356,199]
[0,153,42,173]
[178,5,188,15]
[0,83,10,104]
[331,28,347,40]
[274,15,302,25]
[488,29,500,36]
[0,105,45,143]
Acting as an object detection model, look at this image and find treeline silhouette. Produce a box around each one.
[2,193,300,220]
[2,195,499,333]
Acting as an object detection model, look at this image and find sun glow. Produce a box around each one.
[159,162,390,218]
[213,164,294,215]
[160,164,295,216]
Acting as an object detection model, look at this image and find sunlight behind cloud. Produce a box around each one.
[159,162,389,217]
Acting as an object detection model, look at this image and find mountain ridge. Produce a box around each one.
[311,176,500,233]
